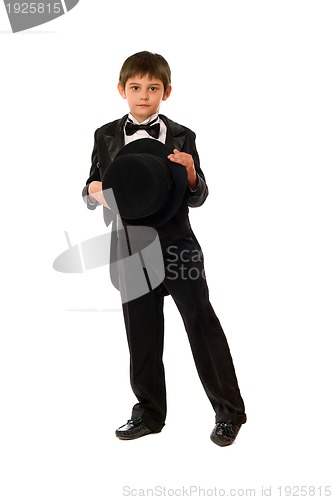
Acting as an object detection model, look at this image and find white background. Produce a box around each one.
[1,1,333,499]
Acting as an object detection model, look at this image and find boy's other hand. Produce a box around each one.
[168,149,198,190]
[88,181,111,208]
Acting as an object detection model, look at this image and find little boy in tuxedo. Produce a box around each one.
[82,51,246,446]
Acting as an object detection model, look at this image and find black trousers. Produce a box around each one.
[121,233,246,432]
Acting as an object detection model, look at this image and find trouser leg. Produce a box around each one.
[163,236,246,425]
[122,285,166,432]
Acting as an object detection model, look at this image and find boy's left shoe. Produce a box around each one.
[210,420,241,447]
[115,417,156,440]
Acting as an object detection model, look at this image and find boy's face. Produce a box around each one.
[118,74,171,123]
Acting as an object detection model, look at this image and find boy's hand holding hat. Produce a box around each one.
[168,149,198,190]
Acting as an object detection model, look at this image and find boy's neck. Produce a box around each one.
[128,112,159,125]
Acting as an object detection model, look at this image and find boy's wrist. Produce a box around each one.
[86,183,97,205]
[187,171,198,191]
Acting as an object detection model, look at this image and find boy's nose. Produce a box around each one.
[140,93,149,100]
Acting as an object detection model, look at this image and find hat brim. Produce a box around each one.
[102,138,188,228]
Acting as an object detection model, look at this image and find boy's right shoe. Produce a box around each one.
[210,420,242,447]
[115,417,156,440]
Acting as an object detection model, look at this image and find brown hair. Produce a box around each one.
[119,51,171,93]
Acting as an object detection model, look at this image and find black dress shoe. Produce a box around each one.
[210,420,241,447]
[115,417,156,440]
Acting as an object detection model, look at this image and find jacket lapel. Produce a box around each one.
[101,115,127,162]
[160,114,187,152]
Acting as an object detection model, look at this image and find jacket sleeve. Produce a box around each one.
[82,128,102,210]
[186,133,209,208]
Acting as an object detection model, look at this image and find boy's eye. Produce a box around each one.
[129,85,159,92]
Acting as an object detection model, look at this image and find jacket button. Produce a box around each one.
[97,162,100,168]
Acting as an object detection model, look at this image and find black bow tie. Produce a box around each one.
[125,118,160,139]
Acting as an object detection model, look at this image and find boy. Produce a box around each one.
[82,51,246,446]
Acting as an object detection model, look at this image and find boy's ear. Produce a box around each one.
[117,83,126,99]
[162,85,172,101]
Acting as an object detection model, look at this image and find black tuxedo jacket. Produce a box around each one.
[82,114,209,291]
[82,114,208,228]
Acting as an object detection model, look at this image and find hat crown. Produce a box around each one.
[102,138,188,227]
[109,152,173,219]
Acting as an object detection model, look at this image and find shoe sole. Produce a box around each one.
[210,434,237,447]
[116,429,161,440]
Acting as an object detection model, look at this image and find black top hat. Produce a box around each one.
[102,138,188,227]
